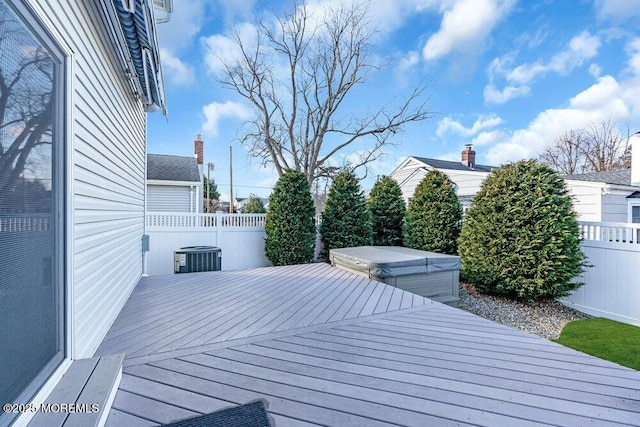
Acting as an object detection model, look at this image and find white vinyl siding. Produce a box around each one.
[442,170,489,196]
[395,168,428,202]
[147,184,195,212]
[564,181,603,222]
[32,0,146,358]
[390,157,489,204]
[601,193,630,223]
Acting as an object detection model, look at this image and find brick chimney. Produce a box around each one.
[461,144,476,168]
[194,134,203,165]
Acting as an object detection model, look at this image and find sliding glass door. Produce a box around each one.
[0,0,64,421]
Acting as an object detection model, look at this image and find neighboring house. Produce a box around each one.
[389,145,498,210]
[218,197,241,213]
[237,196,269,212]
[563,169,640,223]
[563,131,640,223]
[147,136,204,213]
[0,0,168,425]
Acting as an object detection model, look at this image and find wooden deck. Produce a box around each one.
[97,263,640,426]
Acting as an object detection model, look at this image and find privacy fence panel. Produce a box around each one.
[145,213,271,275]
[561,222,640,326]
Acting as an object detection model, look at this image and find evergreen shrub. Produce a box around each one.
[265,170,316,265]
[367,176,405,246]
[243,194,266,213]
[458,160,586,302]
[403,170,462,254]
[320,171,372,254]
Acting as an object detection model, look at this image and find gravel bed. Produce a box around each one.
[457,282,591,340]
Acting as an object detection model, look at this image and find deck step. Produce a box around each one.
[28,353,124,427]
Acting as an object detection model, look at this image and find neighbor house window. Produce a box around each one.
[0,0,64,421]
[632,205,640,224]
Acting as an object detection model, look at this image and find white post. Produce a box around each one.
[631,131,640,186]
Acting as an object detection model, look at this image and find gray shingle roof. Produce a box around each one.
[412,156,496,173]
[147,154,200,182]
[562,169,631,186]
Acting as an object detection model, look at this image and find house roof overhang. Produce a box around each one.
[627,191,640,199]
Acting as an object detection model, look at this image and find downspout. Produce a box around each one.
[190,186,195,213]
[142,124,149,277]
[194,185,199,213]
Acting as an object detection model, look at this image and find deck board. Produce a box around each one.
[202,346,624,426]
[100,263,640,426]
[237,340,640,413]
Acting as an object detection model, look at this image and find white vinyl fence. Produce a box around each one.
[561,221,640,326]
[145,212,322,275]
[145,213,269,275]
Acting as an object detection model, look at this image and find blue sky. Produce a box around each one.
[148,0,640,198]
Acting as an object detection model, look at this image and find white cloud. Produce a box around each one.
[156,0,206,53]
[627,38,640,75]
[303,0,439,40]
[436,152,461,162]
[484,31,602,104]
[218,0,257,24]
[422,0,516,61]
[485,75,634,165]
[472,129,505,146]
[594,0,640,22]
[483,84,531,104]
[589,63,602,77]
[160,49,195,86]
[202,23,259,75]
[623,39,640,120]
[202,101,252,137]
[393,51,420,85]
[437,114,503,137]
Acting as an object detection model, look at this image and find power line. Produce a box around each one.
[216,183,274,190]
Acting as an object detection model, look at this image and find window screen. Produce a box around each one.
[0,0,63,412]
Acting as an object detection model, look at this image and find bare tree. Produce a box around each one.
[539,119,629,175]
[0,8,54,204]
[539,129,587,175]
[582,119,629,172]
[216,1,431,184]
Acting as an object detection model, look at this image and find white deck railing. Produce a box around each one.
[146,212,322,229]
[578,221,640,244]
[146,212,267,228]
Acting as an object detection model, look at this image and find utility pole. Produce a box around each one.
[206,162,214,212]
[229,145,234,214]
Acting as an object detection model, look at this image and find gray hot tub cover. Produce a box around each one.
[329,246,460,278]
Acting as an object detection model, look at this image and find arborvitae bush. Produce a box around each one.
[265,170,316,266]
[243,194,266,213]
[403,170,462,254]
[367,176,405,246]
[321,171,372,254]
[458,160,585,302]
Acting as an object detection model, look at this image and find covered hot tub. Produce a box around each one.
[329,246,460,306]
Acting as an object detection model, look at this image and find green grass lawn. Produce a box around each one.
[554,318,640,371]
